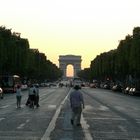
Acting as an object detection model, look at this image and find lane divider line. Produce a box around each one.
[41,88,72,140]
[81,115,93,140]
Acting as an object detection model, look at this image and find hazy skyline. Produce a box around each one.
[1,0,140,76]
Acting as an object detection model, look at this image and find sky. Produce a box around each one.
[0,0,140,76]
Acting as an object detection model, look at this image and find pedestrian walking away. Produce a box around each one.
[16,85,22,108]
[70,85,85,126]
[27,84,36,108]
[35,84,40,107]
[26,84,31,106]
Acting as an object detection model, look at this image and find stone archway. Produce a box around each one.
[59,55,82,78]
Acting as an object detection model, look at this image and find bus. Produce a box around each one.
[0,75,21,93]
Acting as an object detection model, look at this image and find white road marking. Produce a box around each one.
[115,106,125,111]
[99,105,109,111]
[61,138,73,140]
[118,125,127,132]
[86,117,126,120]
[0,105,9,109]
[48,105,56,109]
[41,88,72,140]
[136,119,140,124]
[84,105,93,110]
[17,123,25,129]
[17,119,30,129]
[81,115,93,140]
[21,105,26,108]
[0,118,5,121]
[26,119,30,123]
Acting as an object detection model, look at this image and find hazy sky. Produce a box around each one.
[0,0,140,76]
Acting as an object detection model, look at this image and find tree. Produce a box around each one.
[0,26,62,82]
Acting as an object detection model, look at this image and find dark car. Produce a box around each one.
[112,84,123,92]
[129,87,140,96]
[103,83,110,89]
[0,87,4,99]
[124,87,130,94]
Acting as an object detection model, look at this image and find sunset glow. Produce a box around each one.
[0,0,140,76]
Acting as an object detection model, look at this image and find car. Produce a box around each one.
[112,84,123,92]
[72,78,82,89]
[73,82,82,89]
[129,87,140,96]
[0,87,4,99]
[124,87,130,94]
[103,83,110,89]
[90,83,97,88]
[21,84,28,90]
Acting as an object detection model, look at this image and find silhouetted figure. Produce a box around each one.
[70,85,84,126]
[26,84,36,108]
[35,84,40,107]
[16,85,22,108]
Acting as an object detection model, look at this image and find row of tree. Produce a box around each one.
[0,26,62,83]
[78,27,140,86]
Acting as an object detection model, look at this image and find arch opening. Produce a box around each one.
[66,64,74,78]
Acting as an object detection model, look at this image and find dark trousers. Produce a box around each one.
[71,107,82,125]
[29,95,35,108]
[16,96,21,107]
[35,95,39,107]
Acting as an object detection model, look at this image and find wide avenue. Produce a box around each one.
[0,86,140,140]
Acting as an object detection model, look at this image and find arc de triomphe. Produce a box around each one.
[59,55,82,78]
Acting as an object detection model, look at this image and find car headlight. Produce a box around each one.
[133,88,136,92]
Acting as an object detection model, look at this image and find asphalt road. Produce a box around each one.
[0,86,140,140]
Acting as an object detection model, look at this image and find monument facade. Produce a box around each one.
[59,55,82,78]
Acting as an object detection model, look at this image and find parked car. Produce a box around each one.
[112,84,123,92]
[124,87,130,94]
[103,83,110,89]
[129,87,140,96]
[21,84,28,90]
[90,83,97,88]
[0,87,4,99]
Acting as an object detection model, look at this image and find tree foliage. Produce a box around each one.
[89,27,140,84]
[78,27,140,85]
[0,26,62,82]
